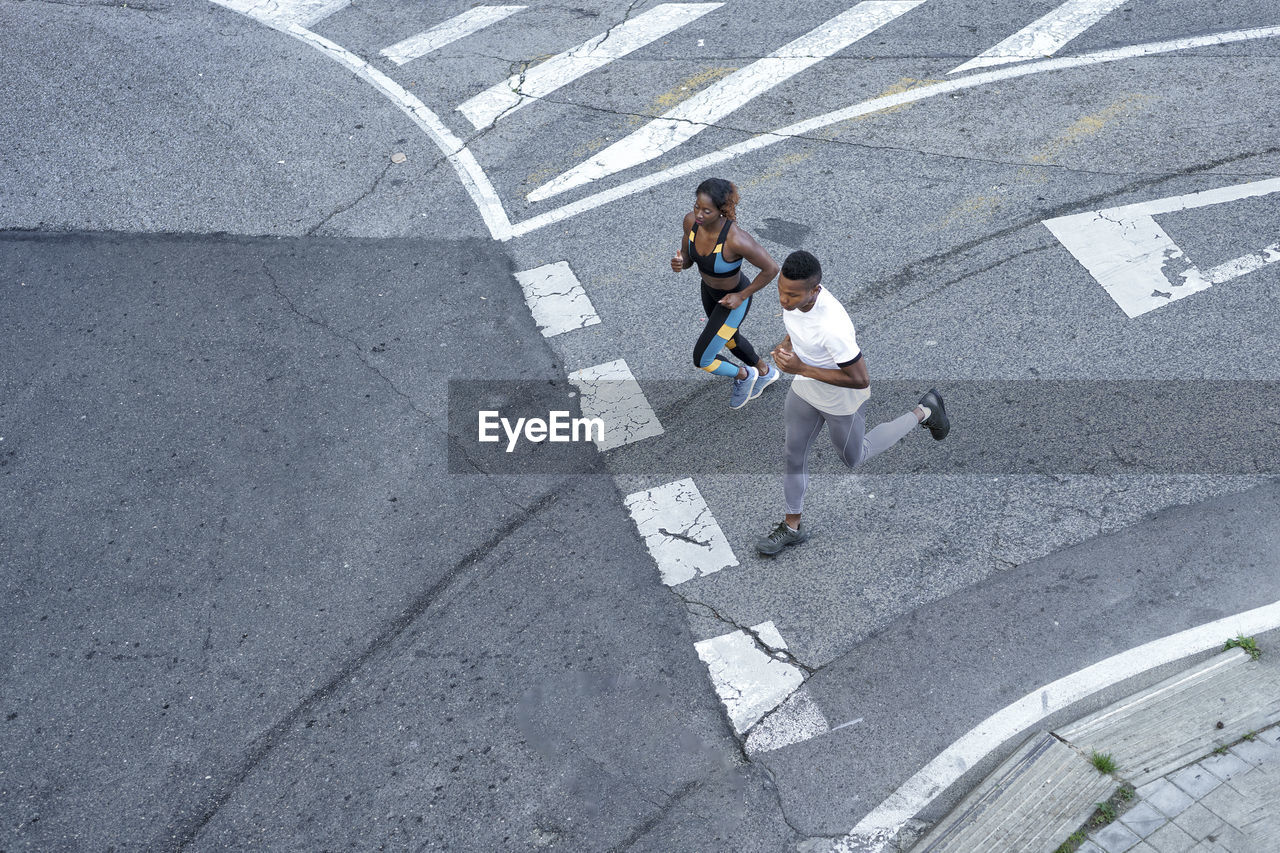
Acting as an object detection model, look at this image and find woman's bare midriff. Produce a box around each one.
[701,273,740,292]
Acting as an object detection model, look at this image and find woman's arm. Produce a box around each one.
[671,213,695,272]
[718,225,779,308]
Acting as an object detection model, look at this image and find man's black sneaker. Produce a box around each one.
[918,388,950,441]
[755,520,809,556]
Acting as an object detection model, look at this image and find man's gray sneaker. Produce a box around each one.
[756,520,808,555]
[730,365,759,409]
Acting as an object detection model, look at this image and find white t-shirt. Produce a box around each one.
[782,286,870,416]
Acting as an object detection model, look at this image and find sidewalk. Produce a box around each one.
[908,632,1280,853]
[1077,725,1280,853]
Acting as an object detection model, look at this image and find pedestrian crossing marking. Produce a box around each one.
[213,0,348,28]
[526,0,926,202]
[624,478,739,586]
[210,0,1280,242]
[567,359,664,450]
[514,261,601,337]
[952,0,1129,74]
[695,621,805,734]
[381,6,526,67]
[457,3,722,130]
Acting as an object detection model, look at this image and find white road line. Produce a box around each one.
[210,2,518,240]
[509,26,1280,239]
[624,478,738,586]
[950,0,1129,74]
[458,3,722,129]
[1043,177,1280,318]
[209,3,1280,242]
[695,621,805,734]
[831,598,1280,853]
[744,687,830,754]
[566,359,664,450]
[214,0,349,28]
[514,261,601,337]
[526,0,925,202]
[381,6,526,67]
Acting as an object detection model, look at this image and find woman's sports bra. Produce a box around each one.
[687,219,743,277]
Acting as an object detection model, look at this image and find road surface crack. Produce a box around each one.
[657,526,713,548]
[675,593,816,676]
[305,161,393,237]
[594,0,643,52]
[157,487,563,850]
[606,779,700,853]
[260,261,432,424]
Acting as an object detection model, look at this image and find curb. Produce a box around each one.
[905,638,1280,853]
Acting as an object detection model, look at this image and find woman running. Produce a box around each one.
[670,178,782,408]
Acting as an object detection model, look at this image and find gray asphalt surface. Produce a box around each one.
[762,478,1280,842]
[3,0,1278,849]
[0,233,788,850]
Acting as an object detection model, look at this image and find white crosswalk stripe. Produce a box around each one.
[514,261,601,337]
[695,622,805,734]
[950,0,1128,74]
[745,688,831,755]
[624,479,739,586]
[381,6,526,66]
[213,0,348,28]
[526,0,925,202]
[567,359,664,450]
[457,3,722,130]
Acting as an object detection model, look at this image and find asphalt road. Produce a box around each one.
[3,0,1278,850]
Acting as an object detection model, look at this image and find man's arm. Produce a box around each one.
[798,356,868,389]
[772,348,868,389]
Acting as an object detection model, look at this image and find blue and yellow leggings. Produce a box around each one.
[693,273,761,377]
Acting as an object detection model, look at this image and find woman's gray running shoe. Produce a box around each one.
[755,520,808,555]
[749,363,781,400]
[730,365,760,409]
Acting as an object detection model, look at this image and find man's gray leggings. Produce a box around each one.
[784,387,918,514]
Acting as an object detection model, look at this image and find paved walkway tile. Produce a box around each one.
[1118,800,1169,838]
[1145,820,1196,852]
[1169,763,1222,799]
[1199,751,1251,784]
[1085,723,1279,853]
[1143,778,1195,818]
[1095,821,1142,852]
[1172,801,1221,841]
[1228,736,1277,767]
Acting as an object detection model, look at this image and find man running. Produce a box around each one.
[755,250,950,556]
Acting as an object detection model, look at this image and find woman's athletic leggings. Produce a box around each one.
[693,273,761,378]
[784,387,918,514]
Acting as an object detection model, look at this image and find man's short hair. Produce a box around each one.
[781,250,821,283]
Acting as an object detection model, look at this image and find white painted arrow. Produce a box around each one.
[527,0,926,202]
[1043,177,1280,318]
[951,0,1128,74]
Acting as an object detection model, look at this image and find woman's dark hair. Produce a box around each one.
[696,178,739,220]
[781,250,821,283]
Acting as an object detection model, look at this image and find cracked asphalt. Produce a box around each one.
[3,0,1279,850]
